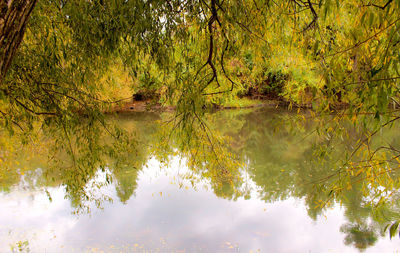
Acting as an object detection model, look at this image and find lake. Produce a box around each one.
[1,108,400,252]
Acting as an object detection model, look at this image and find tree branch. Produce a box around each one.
[363,0,393,9]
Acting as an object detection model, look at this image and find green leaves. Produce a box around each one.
[385,220,400,239]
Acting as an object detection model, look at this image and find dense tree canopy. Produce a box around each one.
[2,0,400,238]
[1,0,400,117]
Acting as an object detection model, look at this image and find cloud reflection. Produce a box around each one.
[1,157,399,252]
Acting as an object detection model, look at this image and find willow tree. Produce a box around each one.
[2,0,400,235]
[0,0,270,190]
[0,0,37,83]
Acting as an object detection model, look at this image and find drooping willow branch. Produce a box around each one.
[193,0,220,90]
[362,0,393,10]
[194,0,240,96]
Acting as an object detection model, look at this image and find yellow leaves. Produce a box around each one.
[351,115,357,123]
[314,199,326,209]
[224,241,238,249]
[355,168,364,177]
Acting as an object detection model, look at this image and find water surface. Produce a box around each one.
[1,108,400,252]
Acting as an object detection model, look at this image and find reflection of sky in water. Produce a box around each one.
[1,157,400,252]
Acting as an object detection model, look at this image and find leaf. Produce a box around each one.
[389,221,399,239]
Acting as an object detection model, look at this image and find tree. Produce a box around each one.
[0,0,37,83]
[2,0,400,236]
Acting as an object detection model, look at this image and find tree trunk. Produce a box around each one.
[0,0,37,83]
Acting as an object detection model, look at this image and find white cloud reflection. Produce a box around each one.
[1,157,399,252]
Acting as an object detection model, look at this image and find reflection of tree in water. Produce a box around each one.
[341,223,378,250]
[208,108,400,249]
[105,112,161,204]
[156,110,247,200]
[2,108,400,249]
[0,113,153,212]
[114,168,139,204]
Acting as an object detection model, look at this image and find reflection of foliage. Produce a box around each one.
[44,116,138,213]
[154,110,247,200]
[3,108,400,249]
[2,1,400,243]
[0,129,46,192]
[114,168,139,204]
[304,113,400,238]
[0,114,143,213]
[341,223,378,251]
[209,108,400,247]
[10,240,30,253]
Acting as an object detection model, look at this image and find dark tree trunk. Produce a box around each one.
[0,0,37,83]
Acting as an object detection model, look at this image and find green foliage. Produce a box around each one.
[385,220,400,239]
[341,223,378,250]
[3,0,400,123]
[3,109,400,250]
[2,0,400,114]
[2,0,400,241]
[10,240,30,253]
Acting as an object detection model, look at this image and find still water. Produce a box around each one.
[1,108,400,252]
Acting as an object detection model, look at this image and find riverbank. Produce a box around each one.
[110,97,313,113]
